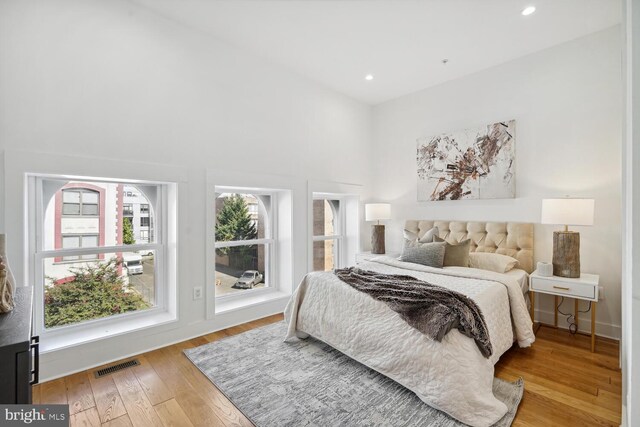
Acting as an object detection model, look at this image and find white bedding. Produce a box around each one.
[447,266,530,295]
[504,268,530,295]
[284,256,535,427]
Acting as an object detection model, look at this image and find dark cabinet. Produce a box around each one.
[0,287,38,404]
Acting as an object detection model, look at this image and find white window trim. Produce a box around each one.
[312,196,345,271]
[27,173,176,350]
[213,188,278,303]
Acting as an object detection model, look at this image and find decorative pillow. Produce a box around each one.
[400,242,446,268]
[403,226,439,247]
[403,229,419,244]
[434,236,471,267]
[419,226,439,243]
[469,252,519,273]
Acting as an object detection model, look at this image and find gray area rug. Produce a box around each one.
[184,322,523,427]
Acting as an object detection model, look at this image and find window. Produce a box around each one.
[62,189,99,216]
[214,191,274,298]
[33,178,167,331]
[206,172,296,318]
[140,230,149,242]
[62,234,99,261]
[307,187,360,272]
[140,204,149,214]
[312,198,342,271]
[123,203,134,216]
[140,216,150,227]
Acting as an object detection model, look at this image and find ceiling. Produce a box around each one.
[132,0,621,105]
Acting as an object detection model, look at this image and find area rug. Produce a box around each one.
[184,322,523,427]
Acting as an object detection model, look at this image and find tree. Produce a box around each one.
[123,217,135,245]
[44,258,149,328]
[216,195,257,254]
[215,195,258,269]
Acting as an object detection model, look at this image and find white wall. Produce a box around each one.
[0,0,372,379]
[371,27,622,338]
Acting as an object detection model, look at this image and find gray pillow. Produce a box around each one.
[403,226,439,248]
[419,226,439,243]
[434,236,471,267]
[400,242,446,268]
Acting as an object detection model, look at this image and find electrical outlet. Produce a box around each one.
[193,286,203,300]
[598,285,604,301]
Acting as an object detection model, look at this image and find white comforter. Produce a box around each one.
[284,256,535,427]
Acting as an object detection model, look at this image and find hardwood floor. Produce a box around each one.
[496,325,622,427]
[34,316,621,427]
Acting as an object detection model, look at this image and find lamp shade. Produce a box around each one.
[541,198,595,226]
[365,203,391,222]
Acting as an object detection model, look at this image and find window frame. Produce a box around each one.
[30,175,170,336]
[62,188,100,217]
[311,195,345,271]
[61,233,100,261]
[123,203,134,216]
[213,188,278,301]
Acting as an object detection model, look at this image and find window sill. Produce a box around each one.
[39,310,178,353]
[215,289,290,314]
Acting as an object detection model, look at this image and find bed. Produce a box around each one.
[284,220,535,427]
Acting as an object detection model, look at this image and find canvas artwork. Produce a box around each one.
[417,120,516,201]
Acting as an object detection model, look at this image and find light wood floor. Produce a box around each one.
[33,315,621,427]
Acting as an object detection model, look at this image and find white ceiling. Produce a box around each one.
[132,0,621,105]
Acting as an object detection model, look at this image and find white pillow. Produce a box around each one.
[468,252,519,273]
[403,226,439,247]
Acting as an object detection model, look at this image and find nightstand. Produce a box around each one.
[529,270,600,352]
[355,251,399,265]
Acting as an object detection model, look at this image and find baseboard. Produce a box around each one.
[534,308,621,340]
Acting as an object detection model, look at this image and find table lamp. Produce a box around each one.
[541,198,595,278]
[365,203,391,254]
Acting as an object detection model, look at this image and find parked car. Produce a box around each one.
[235,270,263,289]
[123,253,143,275]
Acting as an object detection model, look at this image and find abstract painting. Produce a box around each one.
[417,120,515,201]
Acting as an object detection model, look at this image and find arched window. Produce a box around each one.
[35,178,165,330]
[214,190,274,297]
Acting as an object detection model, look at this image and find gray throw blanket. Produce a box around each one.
[334,267,493,358]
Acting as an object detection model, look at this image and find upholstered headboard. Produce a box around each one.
[404,220,535,273]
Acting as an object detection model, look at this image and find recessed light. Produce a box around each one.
[521,6,536,16]
[365,74,374,81]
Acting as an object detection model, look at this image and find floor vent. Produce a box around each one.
[94,359,140,378]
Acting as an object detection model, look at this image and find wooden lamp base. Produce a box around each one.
[371,224,386,254]
[552,231,580,278]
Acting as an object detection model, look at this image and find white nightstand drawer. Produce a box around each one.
[530,276,596,299]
